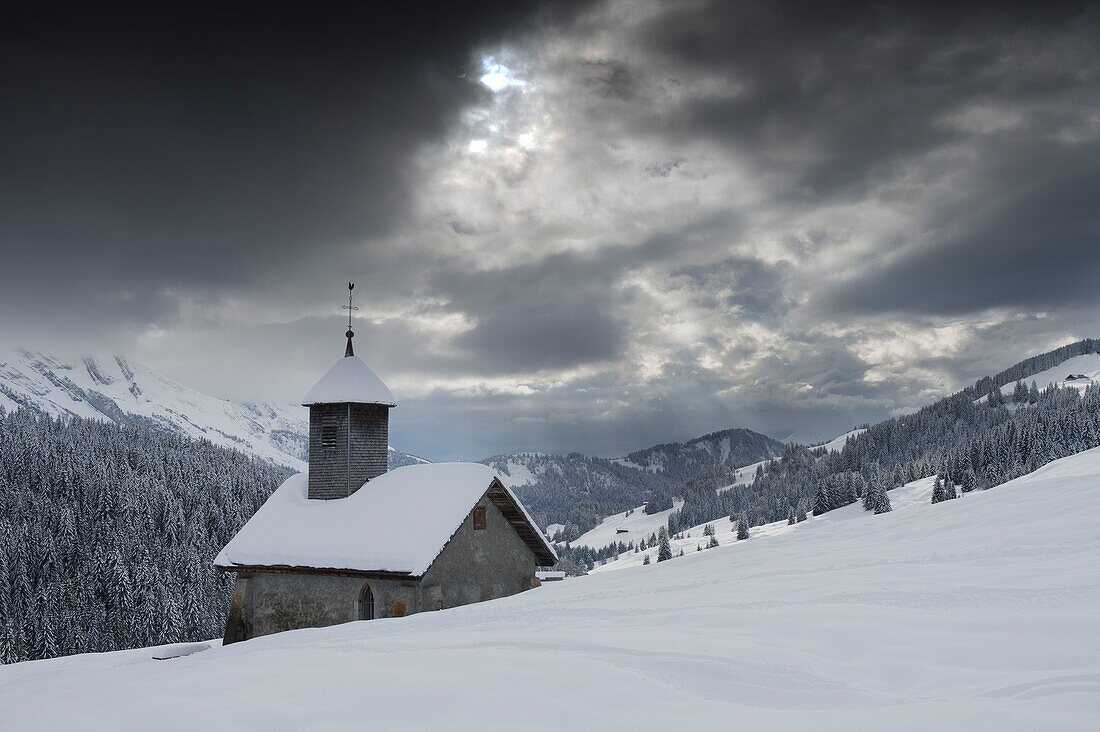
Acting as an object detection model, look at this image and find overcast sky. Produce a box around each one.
[3,1,1099,459]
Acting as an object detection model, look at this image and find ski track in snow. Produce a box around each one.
[3,447,1100,729]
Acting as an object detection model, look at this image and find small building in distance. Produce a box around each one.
[215,313,555,643]
[535,570,566,582]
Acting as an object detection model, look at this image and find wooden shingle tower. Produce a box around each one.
[301,283,396,499]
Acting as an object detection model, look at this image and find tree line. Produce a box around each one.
[0,409,286,663]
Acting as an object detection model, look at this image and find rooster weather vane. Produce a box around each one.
[342,282,359,357]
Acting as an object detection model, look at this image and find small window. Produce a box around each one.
[358,585,374,620]
[321,415,338,451]
[473,506,487,530]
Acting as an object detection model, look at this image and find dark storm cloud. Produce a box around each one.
[431,250,629,372]
[427,209,751,374]
[5,0,1100,459]
[633,0,1099,200]
[675,256,794,322]
[0,1,591,324]
[822,136,1100,315]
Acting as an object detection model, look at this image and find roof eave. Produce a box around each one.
[300,400,397,408]
[214,563,420,580]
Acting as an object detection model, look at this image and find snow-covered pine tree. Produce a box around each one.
[862,478,875,510]
[736,512,750,540]
[642,554,651,565]
[657,527,672,562]
[931,476,946,504]
[871,480,892,514]
[707,534,719,549]
[1013,380,1028,404]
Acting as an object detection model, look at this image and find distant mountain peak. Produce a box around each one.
[0,347,426,472]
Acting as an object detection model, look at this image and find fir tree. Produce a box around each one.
[642,554,651,565]
[869,481,892,514]
[931,476,946,504]
[736,513,750,540]
[657,528,672,562]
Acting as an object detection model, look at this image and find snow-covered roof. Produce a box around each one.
[301,355,396,407]
[215,462,556,575]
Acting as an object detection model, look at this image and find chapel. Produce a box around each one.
[215,291,555,643]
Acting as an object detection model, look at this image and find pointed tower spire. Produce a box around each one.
[304,282,395,499]
[342,281,358,358]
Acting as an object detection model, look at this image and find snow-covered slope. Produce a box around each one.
[571,498,685,550]
[0,348,309,470]
[594,471,938,572]
[487,429,785,534]
[1001,352,1100,393]
[818,427,868,452]
[5,447,1098,730]
[0,348,429,471]
[576,429,854,551]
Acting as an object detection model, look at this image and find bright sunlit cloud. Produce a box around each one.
[479,57,525,92]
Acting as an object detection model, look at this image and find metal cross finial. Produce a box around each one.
[342,282,359,357]
[342,281,359,330]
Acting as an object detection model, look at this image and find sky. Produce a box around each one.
[2,1,1100,460]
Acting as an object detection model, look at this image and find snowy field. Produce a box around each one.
[1011,353,1100,391]
[571,498,684,549]
[818,427,868,452]
[978,353,1100,405]
[593,473,938,572]
[3,449,1100,729]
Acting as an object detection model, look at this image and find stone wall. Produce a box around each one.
[422,490,539,610]
[225,572,419,642]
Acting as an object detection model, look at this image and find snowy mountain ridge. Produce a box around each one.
[0,348,428,471]
[484,427,785,537]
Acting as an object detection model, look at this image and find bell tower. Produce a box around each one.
[302,283,396,499]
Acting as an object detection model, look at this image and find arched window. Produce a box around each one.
[358,584,374,620]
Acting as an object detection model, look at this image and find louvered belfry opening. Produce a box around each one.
[308,402,390,499]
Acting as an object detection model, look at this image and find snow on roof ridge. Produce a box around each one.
[215,461,553,575]
[301,354,396,407]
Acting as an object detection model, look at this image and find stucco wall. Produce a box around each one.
[421,491,539,610]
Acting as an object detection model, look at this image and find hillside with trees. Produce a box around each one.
[562,339,1100,569]
[0,409,287,662]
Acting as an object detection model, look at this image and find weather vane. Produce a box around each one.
[342,282,358,357]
